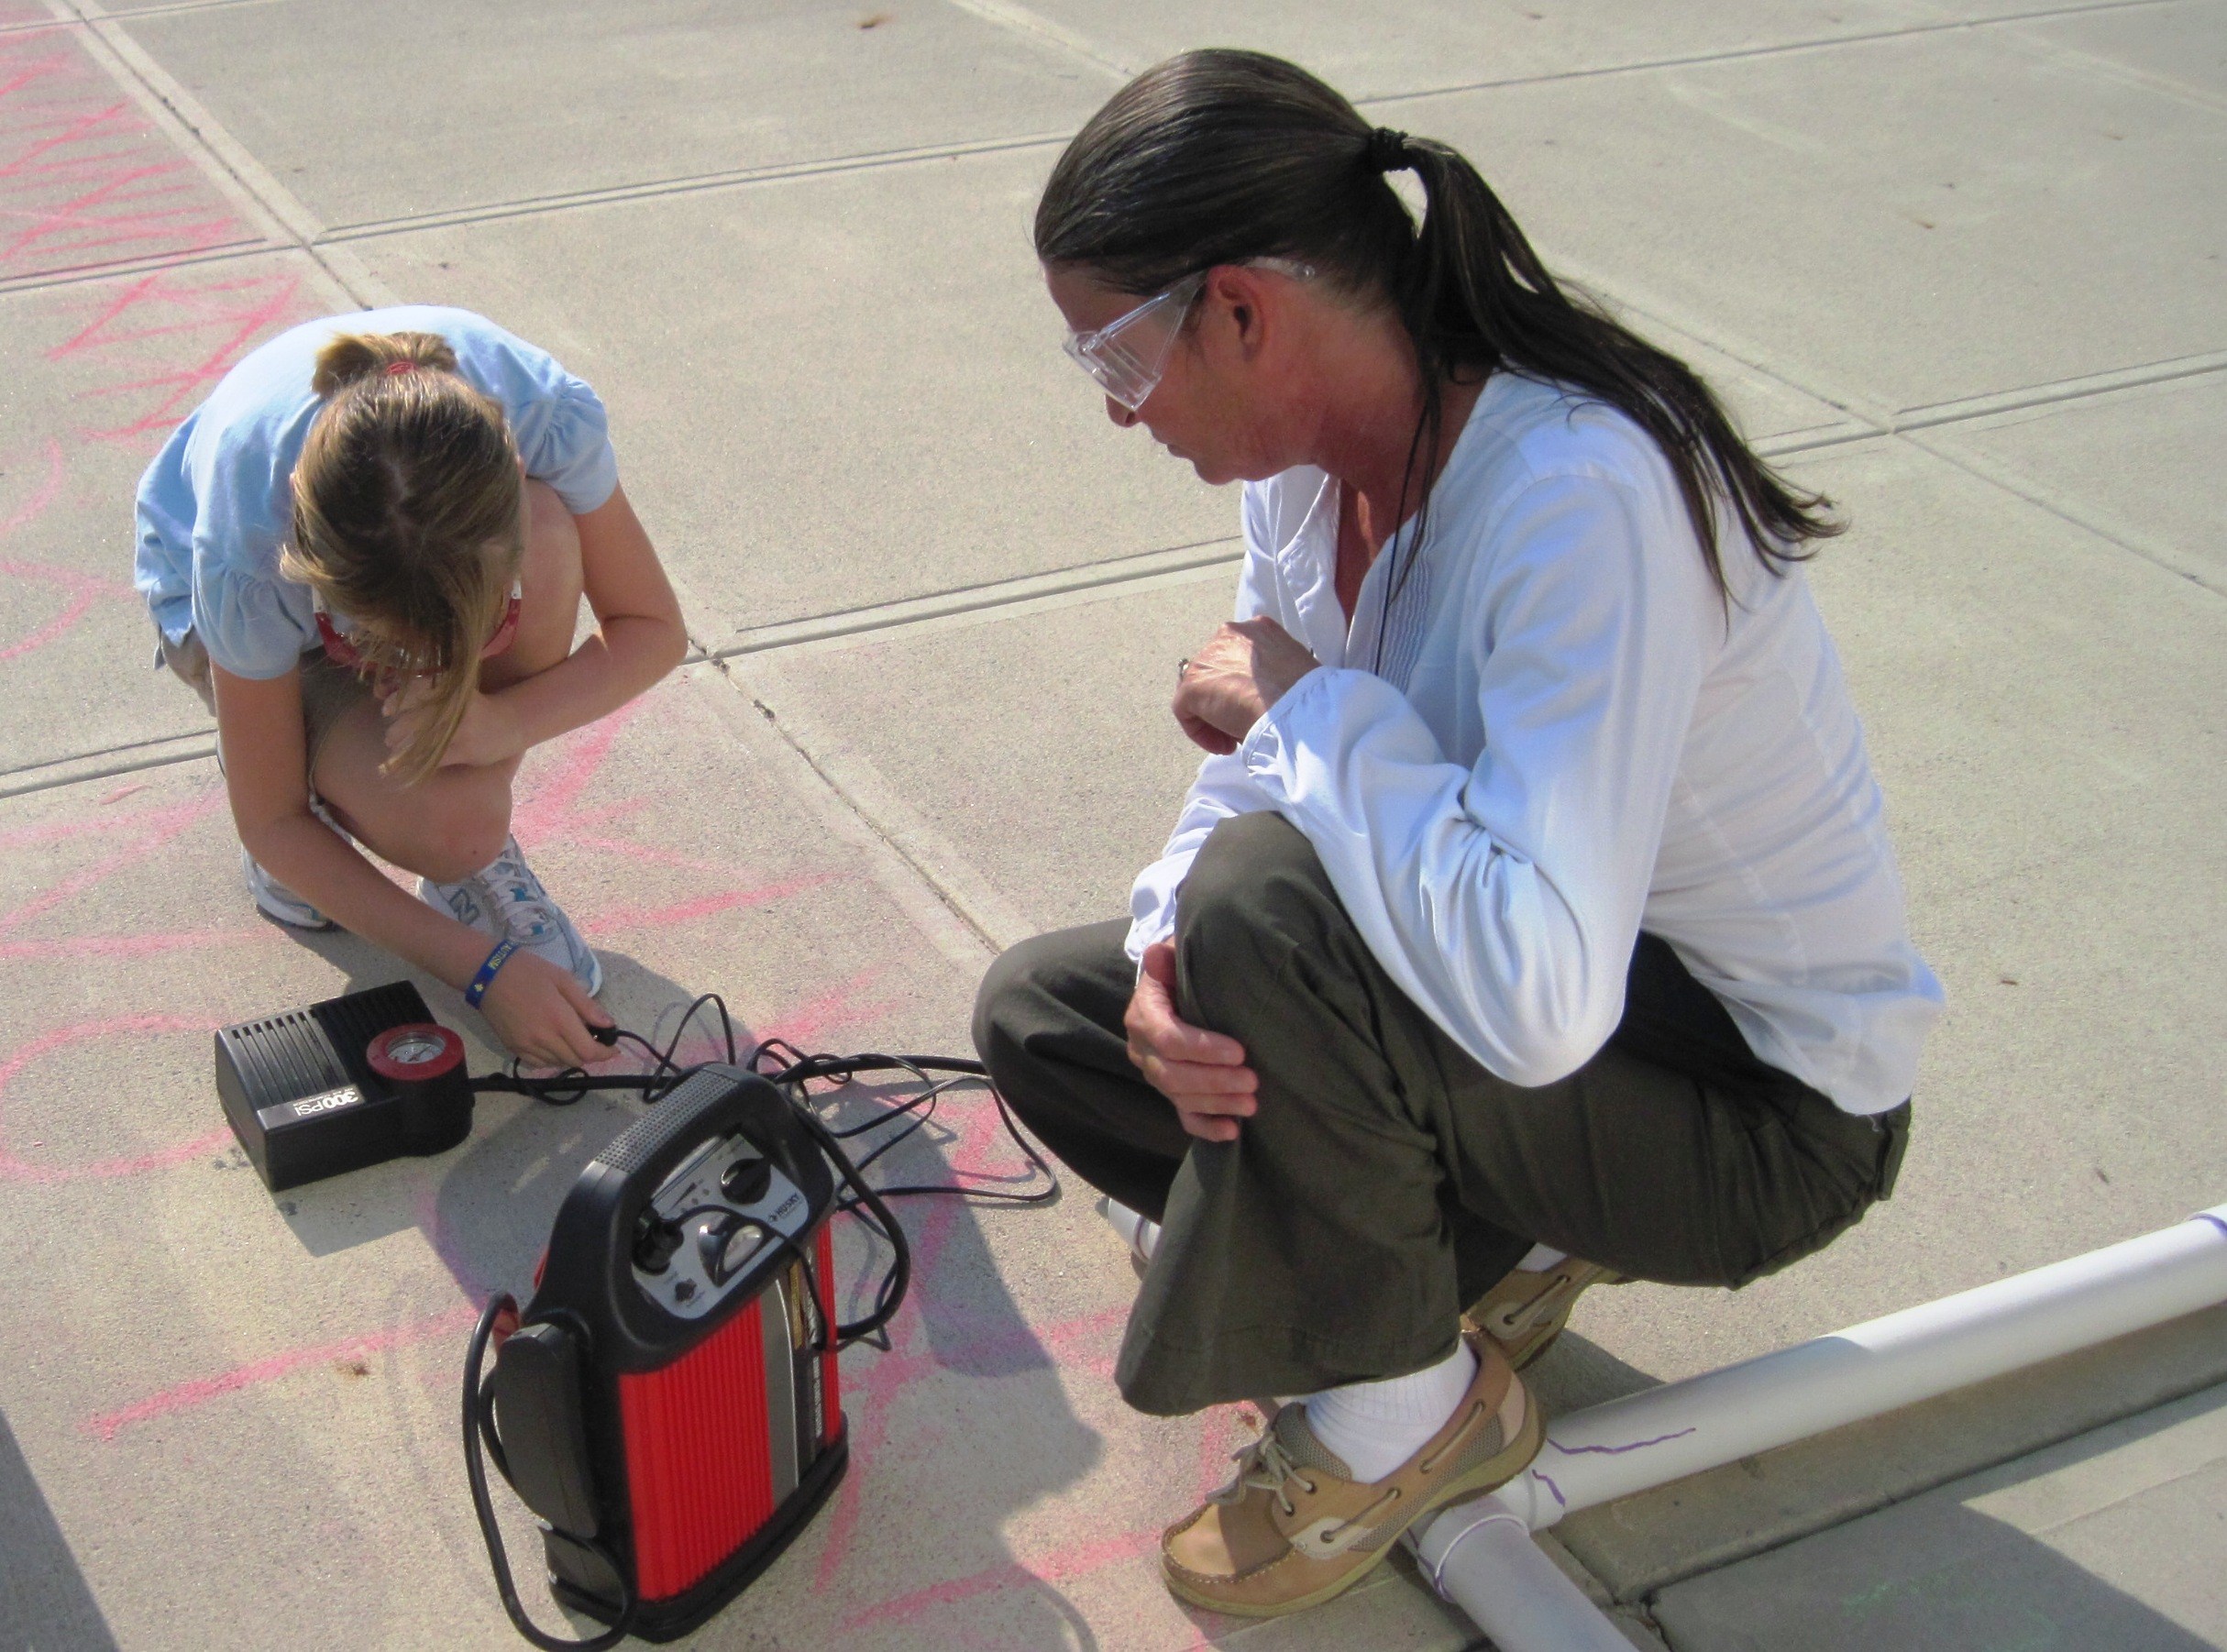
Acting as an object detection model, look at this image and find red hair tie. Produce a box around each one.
[384,359,418,376]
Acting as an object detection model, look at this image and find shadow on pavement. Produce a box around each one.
[0,1410,117,1652]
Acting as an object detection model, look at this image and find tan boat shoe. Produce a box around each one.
[1462,1257,1625,1371]
[1161,1332,1541,1618]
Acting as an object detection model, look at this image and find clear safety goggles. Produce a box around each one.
[1061,259,1316,412]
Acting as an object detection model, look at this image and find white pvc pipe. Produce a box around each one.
[1408,1495,1634,1652]
[1100,1199,2227,1652]
[1477,1203,2227,1528]
[1098,1196,1160,1263]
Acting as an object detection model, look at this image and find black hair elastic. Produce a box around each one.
[1366,126,1413,173]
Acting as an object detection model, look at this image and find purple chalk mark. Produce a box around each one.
[1535,1469,1568,1508]
[1546,1426,1699,1457]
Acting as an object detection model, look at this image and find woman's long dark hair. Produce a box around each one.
[1035,50,1840,603]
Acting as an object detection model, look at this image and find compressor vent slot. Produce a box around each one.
[235,1010,348,1099]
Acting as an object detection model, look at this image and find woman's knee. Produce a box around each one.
[971,936,1050,1079]
[1174,812,1341,1013]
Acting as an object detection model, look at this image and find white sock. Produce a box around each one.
[1300,1339,1477,1483]
[1515,1243,1568,1272]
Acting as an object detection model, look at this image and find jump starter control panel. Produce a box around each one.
[629,1131,810,1320]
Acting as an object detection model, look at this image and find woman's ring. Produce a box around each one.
[1177,657,1191,683]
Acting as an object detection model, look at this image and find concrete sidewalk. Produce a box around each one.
[0,1,2220,1647]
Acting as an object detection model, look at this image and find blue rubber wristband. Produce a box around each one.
[463,937,520,1009]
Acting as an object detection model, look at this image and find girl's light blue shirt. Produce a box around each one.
[134,305,619,678]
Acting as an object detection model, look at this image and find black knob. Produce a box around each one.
[702,1218,766,1284]
[721,1154,773,1206]
[632,1213,683,1274]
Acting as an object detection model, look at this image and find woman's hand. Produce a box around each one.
[380,676,522,770]
[476,951,615,1069]
[1125,940,1259,1141]
[1173,618,1319,754]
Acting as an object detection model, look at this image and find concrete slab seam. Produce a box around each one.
[937,0,1133,79]
[0,741,215,802]
[0,726,215,782]
[2001,15,2227,115]
[317,132,1077,246]
[1884,349,2227,435]
[55,0,395,309]
[712,536,1243,659]
[158,0,2191,261]
[694,660,1001,971]
[1899,430,2223,600]
[0,237,275,298]
[712,654,1034,955]
[1360,0,2185,111]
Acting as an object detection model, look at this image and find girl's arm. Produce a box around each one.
[212,666,612,1067]
[456,481,686,763]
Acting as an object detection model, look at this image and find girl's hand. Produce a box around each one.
[380,676,521,769]
[475,951,614,1068]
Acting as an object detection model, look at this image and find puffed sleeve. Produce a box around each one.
[185,423,318,679]
[461,322,620,515]
[193,560,316,679]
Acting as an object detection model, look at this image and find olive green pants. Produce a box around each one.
[973,813,1908,1416]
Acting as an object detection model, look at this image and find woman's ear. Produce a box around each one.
[1207,265,1272,361]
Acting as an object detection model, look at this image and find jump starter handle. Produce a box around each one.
[535,1067,832,1371]
[465,1294,632,1652]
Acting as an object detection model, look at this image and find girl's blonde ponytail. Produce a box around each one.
[285,329,522,787]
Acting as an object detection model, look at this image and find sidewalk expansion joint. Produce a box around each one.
[0,237,271,298]
[711,537,1243,660]
[55,0,396,309]
[699,655,1013,965]
[1362,0,2182,111]
[0,734,215,801]
[316,132,1076,245]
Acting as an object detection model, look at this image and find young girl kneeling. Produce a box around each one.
[135,308,688,1068]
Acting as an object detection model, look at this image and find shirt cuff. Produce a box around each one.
[1239,666,1364,798]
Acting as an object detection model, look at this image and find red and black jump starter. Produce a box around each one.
[467,1065,851,1646]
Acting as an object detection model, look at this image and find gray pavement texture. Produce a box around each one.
[0,1,2220,1650]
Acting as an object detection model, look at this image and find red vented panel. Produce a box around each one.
[619,1300,776,1601]
[815,1227,840,1446]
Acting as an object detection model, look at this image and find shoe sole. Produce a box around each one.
[1159,1388,1547,1619]
[253,902,337,934]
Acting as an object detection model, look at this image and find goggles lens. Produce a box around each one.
[1061,272,1206,413]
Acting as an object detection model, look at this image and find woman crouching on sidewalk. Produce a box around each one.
[976,51,1939,1617]
[136,308,687,1068]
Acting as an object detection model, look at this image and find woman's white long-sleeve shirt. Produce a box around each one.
[1126,373,1941,1117]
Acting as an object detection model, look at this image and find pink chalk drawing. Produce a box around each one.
[52,264,309,444]
[0,437,138,660]
[0,32,249,282]
[81,1303,477,1443]
[0,785,226,939]
[0,1013,229,1183]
